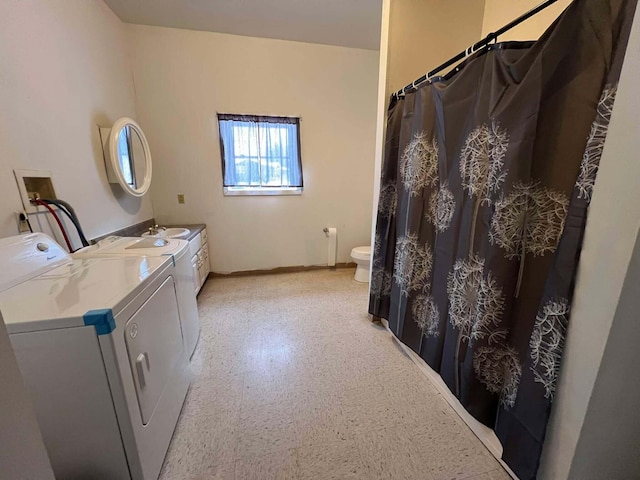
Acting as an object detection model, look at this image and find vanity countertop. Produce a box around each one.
[164,224,206,242]
[91,220,207,244]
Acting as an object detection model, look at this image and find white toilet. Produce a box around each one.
[350,246,371,283]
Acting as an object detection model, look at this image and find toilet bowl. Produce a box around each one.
[350,246,371,283]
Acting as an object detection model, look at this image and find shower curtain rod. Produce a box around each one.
[392,0,560,99]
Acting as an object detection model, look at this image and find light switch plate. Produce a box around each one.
[177,194,185,204]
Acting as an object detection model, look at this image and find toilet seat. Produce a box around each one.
[350,246,371,261]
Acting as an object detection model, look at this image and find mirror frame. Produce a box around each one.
[108,117,153,197]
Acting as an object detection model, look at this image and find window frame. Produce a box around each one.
[217,113,303,196]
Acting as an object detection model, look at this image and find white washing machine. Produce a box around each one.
[0,233,189,480]
[74,236,201,359]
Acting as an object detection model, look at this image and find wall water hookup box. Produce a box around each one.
[14,169,57,214]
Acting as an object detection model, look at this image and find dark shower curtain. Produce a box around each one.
[369,0,637,478]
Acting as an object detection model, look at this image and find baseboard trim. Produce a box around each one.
[209,263,356,278]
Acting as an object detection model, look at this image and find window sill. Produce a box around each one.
[223,186,303,197]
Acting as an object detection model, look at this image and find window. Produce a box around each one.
[217,114,303,196]
[117,125,136,187]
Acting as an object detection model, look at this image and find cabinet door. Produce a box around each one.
[203,248,210,277]
[200,263,206,286]
[191,254,199,294]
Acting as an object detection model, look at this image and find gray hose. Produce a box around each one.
[40,199,90,247]
[53,199,78,222]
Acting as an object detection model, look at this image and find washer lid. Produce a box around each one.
[0,255,172,334]
[0,233,72,292]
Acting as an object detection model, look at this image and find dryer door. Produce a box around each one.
[125,275,183,425]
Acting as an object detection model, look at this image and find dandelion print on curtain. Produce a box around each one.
[369,0,637,478]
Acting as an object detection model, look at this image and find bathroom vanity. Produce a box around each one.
[190,227,210,294]
[165,224,210,294]
[92,221,210,294]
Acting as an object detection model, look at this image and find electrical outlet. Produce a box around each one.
[15,211,31,233]
[177,194,185,204]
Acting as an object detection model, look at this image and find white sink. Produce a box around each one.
[141,227,191,239]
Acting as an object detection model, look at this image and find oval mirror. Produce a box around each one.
[106,117,152,197]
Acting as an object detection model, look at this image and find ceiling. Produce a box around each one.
[104,0,383,50]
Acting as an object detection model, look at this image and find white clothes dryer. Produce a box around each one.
[74,236,201,359]
[0,233,189,480]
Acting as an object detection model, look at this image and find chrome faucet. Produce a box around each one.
[147,224,166,235]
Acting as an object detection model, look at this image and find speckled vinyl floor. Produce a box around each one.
[159,269,511,480]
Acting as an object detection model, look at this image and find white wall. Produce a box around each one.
[0,314,54,480]
[370,0,392,264]
[482,0,573,40]
[0,0,153,246]
[128,26,379,273]
[539,5,640,478]
[569,232,640,479]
